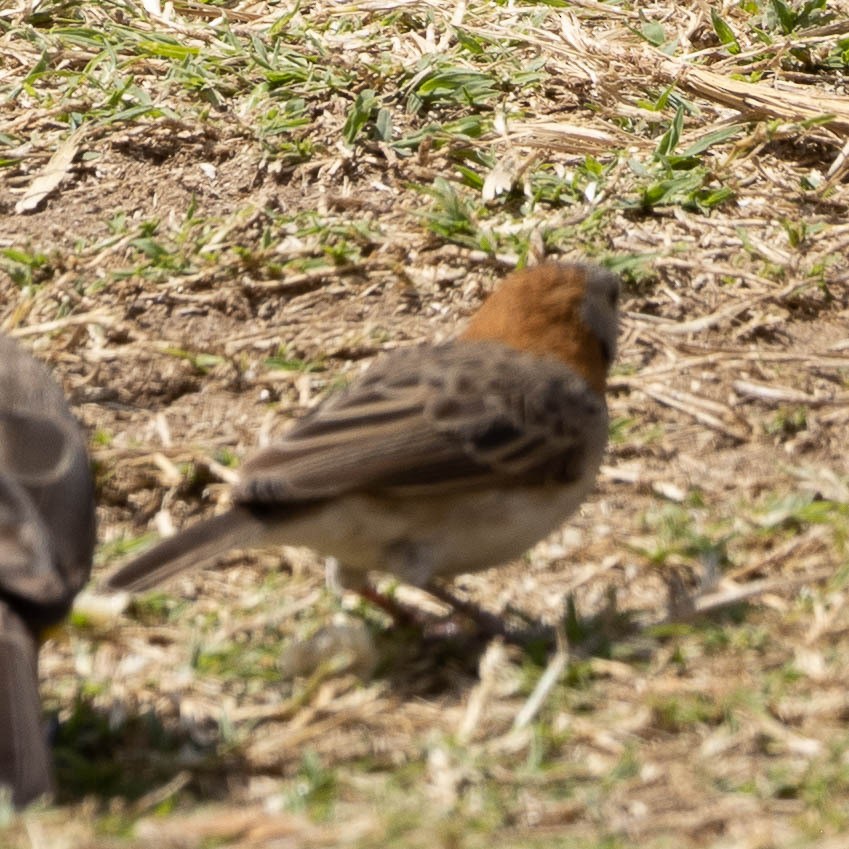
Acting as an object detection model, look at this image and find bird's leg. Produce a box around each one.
[326,557,437,629]
[355,584,423,628]
[330,557,520,639]
[424,581,514,638]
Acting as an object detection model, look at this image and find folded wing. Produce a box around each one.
[237,339,607,504]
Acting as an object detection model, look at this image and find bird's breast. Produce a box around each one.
[267,477,597,587]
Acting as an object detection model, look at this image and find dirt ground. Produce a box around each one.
[2,1,849,847]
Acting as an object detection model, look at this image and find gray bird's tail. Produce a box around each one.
[101,507,266,593]
[0,603,52,808]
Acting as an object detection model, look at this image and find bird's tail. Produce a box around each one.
[0,603,52,808]
[101,507,266,593]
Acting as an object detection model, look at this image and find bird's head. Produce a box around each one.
[461,262,621,394]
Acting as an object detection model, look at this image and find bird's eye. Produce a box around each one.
[607,287,619,309]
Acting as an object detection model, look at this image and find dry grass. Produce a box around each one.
[2,0,849,846]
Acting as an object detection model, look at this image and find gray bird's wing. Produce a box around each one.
[0,472,66,613]
[0,335,95,624]
[237,339,608,504]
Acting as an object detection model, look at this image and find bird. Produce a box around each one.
[103,261,619,620]
[0,334,96,808]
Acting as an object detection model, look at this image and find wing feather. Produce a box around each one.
[0,336,96,625]
[237,340,606,504]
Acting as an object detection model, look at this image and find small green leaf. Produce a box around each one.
[798,0,827,28]
[269,0,302,37]
[342,88,377,146]
[137,40,200,60]
[640,20,667,46]
[680,123,745,157]
[453,27,486,55]
[131,238,169,260]
[655,103,685,158]
[710,9,741,54]
[455,164,484,190]
[375,107,392,142]
[771,0,797,33]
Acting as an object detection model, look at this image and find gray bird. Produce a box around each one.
[102,263,618,604]
[0,334,96,808]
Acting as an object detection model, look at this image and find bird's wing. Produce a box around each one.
[0,472,68,617]
[237,339,607,503]
[0,601,53,808]
[0,410,81,484]
[0,410,95,610]
[0,336,96,615]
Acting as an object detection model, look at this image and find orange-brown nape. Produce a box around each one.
[461,262,612,395]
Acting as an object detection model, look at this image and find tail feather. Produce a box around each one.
[102,508,266,593]
[0,603,52,808]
